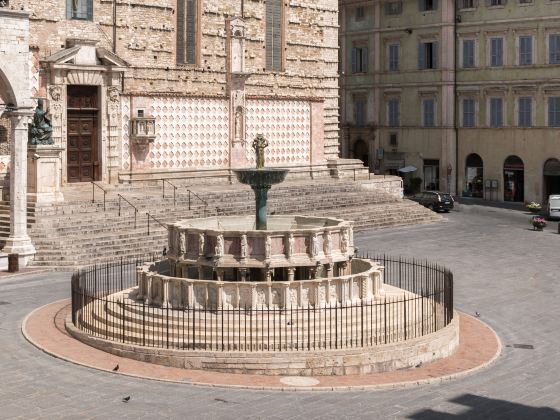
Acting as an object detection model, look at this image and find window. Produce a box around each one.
[388,44,400,71]
[384,1,403,15]
[355,6,365,20]
[488,0,506,5]
[458,0,477,8]
[351,46,369,73]
[548,97,560,127]
[518,97,532,127]
[463,99,475,127]
[422,99,435,127]
[490,38,503,67]
[388,99,400,127]
[550,34,560,64]
[519,36,533,65]
[462,40,475,68]
[519,0,533,4]
[419,0,438,11]
[66,0,93,20]
[266,0,283,71]
[389,133,398,146]
[489,97,503,127]
[419,42,438,69]
[177,0,198,64]
[354,98,366,127]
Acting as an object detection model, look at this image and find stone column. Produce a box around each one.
[3,112,36,265]
[287,267,295,282]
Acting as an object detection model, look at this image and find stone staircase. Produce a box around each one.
[0,177,442,268]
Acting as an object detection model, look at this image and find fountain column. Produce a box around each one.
[253,184,271,230]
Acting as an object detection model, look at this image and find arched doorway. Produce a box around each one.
[353,138,369,166]
[465,153,483,198]
[543,158,560,199]
[503,155,524,202]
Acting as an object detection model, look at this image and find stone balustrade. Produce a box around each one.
[167,215,355,269]
[136,258,384,309]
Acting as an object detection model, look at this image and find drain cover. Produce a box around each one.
[280,376,320,387]
[506,344,534,349]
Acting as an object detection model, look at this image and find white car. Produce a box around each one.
[547,195,560,220]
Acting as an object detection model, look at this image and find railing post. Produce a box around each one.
[162,179,165,198]
[174,186,176,207]
[118,195,121,217]
[188,190,191,210]
[92,182,95,203]
[147,213,150,236]
[134,209,137,229]
[103,190,106,212]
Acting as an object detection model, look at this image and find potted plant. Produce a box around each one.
[526,202,542,214]
[530,216,547,231]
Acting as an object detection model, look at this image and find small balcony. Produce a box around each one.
[130,117,156,142]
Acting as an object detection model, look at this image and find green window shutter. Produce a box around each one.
[176,0,185,63]
[266,0,283,71]
[418,43,425,69]
[432,42,438,68]
[362,47,368,73]
[66,0,73,19]
[186,0,197,64]
[86,0,93,21]
[433,0,438,10]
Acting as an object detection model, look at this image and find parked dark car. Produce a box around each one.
[411,191,454,212]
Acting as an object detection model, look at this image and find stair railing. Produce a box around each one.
[147,212,169,236]
[187,189,209,217]
[162,179,177,207]
[117,194,139,229]
[91,181,107,211]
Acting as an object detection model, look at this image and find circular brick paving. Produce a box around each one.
[22,299,501,391]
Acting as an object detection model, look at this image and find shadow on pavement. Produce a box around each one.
[408,394,560,419]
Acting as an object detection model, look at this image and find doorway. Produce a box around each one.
[465,153,483,198]
[353,138,369,166]
[543,158,560,199]
[423,159,439,191]
[67,85,99,183]
[503,155,524,202]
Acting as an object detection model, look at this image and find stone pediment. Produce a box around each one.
[44,41,128,68]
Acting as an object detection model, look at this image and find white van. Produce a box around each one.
[548,195,560,219]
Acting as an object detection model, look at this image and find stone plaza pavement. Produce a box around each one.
[1,204,559,419]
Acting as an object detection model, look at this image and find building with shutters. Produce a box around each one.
[0,0,344,197]
[339,0,560,203]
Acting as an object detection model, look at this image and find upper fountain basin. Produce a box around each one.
[234,168,289,187]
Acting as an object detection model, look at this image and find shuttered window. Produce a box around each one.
[419,42,438,69]
[384,1,403,15]
[519,36,533,65]
[549,34,560,64]
[489,97,503,127]
[548,97,560,127]
[388,100,400,127]
[67,0,93,20]
[266,0,283,71]
[351,47,368,73]
[518,97,532,127]
[463,99,475,127]
[355,99,366,127]
[177,0,198,65]
[419,0,438,11]
[490,38,503,67]
[423,99,435,127]
[388,44,399,71]
[462,40,475,68]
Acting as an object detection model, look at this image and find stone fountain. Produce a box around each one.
[234,134,288,230]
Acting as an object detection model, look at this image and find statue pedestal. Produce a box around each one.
[27,145,64,204]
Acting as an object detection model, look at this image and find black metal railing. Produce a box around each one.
[162,179,177,207]
[71,255,453,352]
[117,194,139,229]
[91,181,107,211]
[147,212,168,236]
